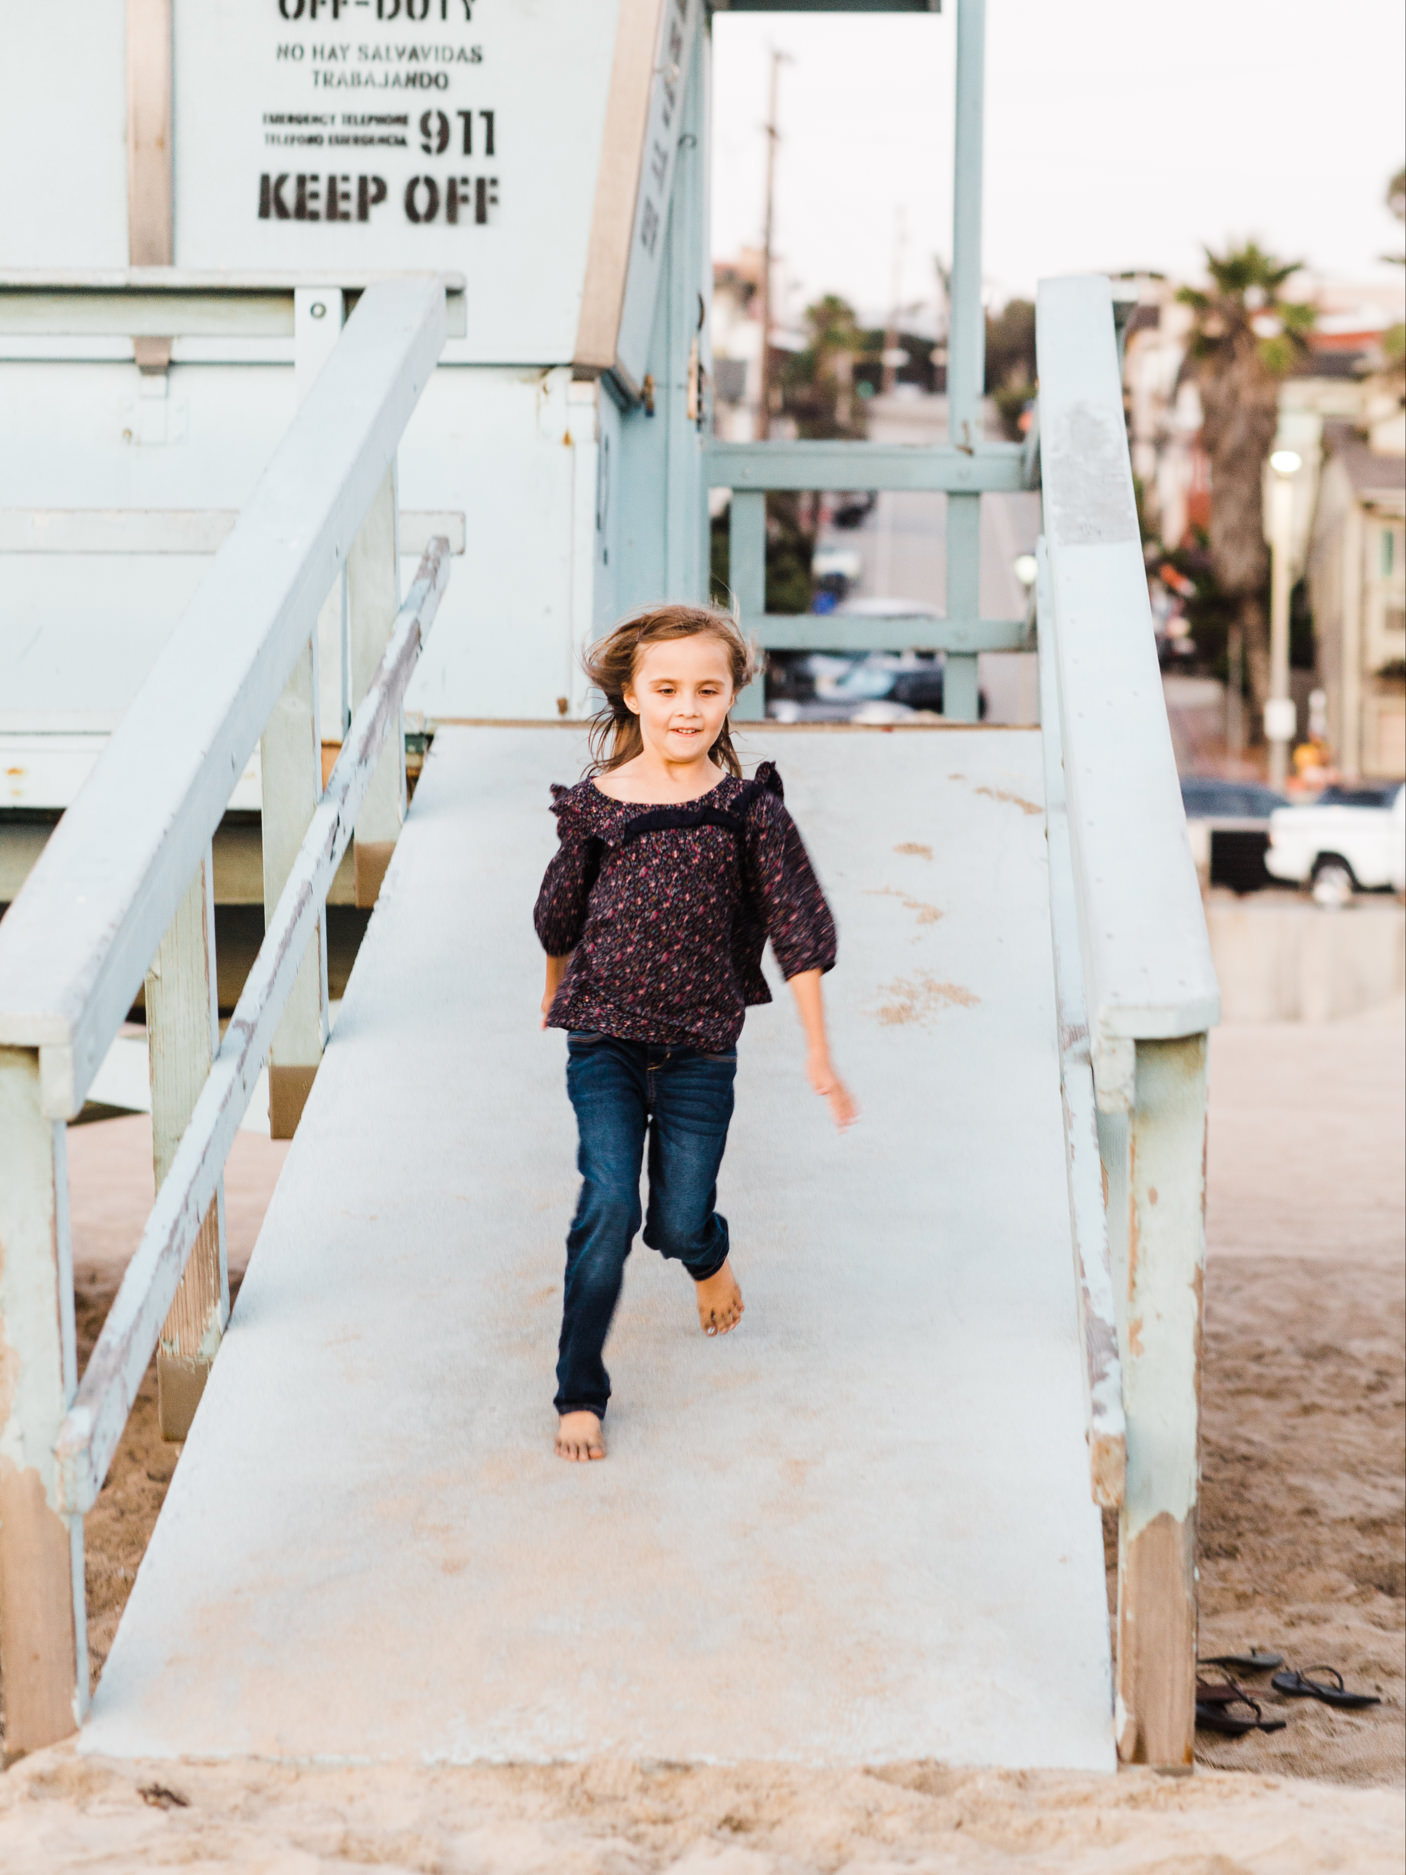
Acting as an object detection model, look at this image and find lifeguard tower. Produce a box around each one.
[0,1,1217,1775]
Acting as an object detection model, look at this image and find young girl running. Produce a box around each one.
[534,603,855,1463]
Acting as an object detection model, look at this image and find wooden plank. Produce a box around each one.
[145,854,228,1439]
[573,0,666,374]
[293,289,351,743]
[0,510,238,554]
[947,0,986,456]
[1032,276,1216,1773]
[754,614,1027,654]
[1021,401,1041,489]
[942,495,982,722]
[126,0,172,270]
[0,275,448,1117]
[1113,1034,1209,1769]
[0,269,466,290]
[728,491,767,724]
[347,467,404,907]
[55,541,451,1517]
[0,1049,87,1756]
[0,276,466,341]
[0,509,465,555]
[708,440,1024,494]
[1036,541,1126,1509]
[0,293,293,337]
[261,639,329,1138]
[1036,274,1219,1082]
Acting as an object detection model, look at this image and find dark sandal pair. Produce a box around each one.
[1195,1665,1286,1737]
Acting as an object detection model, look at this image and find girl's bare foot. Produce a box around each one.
[695,1258,744,1336]
[556,1411,605,1461]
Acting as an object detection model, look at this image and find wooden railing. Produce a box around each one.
[707,439,1036,723]
[1035,273,1221,1771]
[0,273,453,1757]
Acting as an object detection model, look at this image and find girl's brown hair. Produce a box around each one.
[581,603,758,778]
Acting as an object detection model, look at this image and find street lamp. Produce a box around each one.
[1265,449,1302,789]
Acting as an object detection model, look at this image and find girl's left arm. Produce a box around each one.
[787,967,857,1130]
[750,794,857,1130]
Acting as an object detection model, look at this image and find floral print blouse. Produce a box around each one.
[533,761,837,1051]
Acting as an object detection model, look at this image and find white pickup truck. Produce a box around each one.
[1265,783,1406,906]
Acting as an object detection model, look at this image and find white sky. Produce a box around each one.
[709,0,1406,330]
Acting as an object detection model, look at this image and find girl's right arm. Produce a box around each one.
[534,789,595,1027]
[540,951,572,1028]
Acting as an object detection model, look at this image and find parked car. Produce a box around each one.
[1180,777,1288,893]
[1265,782,1406,906]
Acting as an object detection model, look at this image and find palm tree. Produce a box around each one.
[1177,244,1314,730]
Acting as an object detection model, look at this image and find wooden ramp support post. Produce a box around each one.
[349,465,406,906]
[0,1049,86,1757]
[1036,269,1220,1770]
[1100,1035,1210,1770]
[147,852,229,1439]
[262,636,330,1138]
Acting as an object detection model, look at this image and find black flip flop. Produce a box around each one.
[1195,1669,1288,1737]
[1200,1650,1283,1675]
[1195,1691,1287,1736]
[1271,1666,1381,1710]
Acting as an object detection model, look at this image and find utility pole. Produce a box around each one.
[756,46,789,440]
[1265,449,1303,787]
[881,207,907,396]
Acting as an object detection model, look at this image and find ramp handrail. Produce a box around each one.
[0,275,446,1117]
[1036,275,1219,1105]
[0,274,451,1758]
[1035,273,1219,1772]
[1036,544,1127,1514]
[54,540,449,1518]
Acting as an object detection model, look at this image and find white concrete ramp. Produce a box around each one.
[82,725,1114,1770]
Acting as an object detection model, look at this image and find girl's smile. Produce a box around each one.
[616,633,737,791]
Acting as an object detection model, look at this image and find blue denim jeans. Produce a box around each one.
[556,1029,737,1419]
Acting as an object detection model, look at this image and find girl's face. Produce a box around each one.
[624,633,736,763]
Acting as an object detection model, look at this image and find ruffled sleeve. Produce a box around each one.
[741,765,837,982]
[533,783,599,956]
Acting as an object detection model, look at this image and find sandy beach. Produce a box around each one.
[0,1002,1400,1871]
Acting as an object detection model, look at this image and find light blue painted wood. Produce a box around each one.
[948,0,986,454]
[664,31,709,602]
[941,0,988,723]
[728,490,767,721]
[943,492,982,720]
[755,614,1025,654]
[708,440,1024,493]
[612,26,709,621]
[0,277,449,1117]
[727,491,767,617]
[1036,537,1126,1511]
[1036,273,1219,1057]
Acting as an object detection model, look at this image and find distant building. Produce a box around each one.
[711,250,765,442]
[1306,381,1406,780]
[1122,273,1405,776]
[1121,280,1206,552]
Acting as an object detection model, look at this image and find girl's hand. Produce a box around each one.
[808,1047,858,1130]
[541,953,572,1028]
